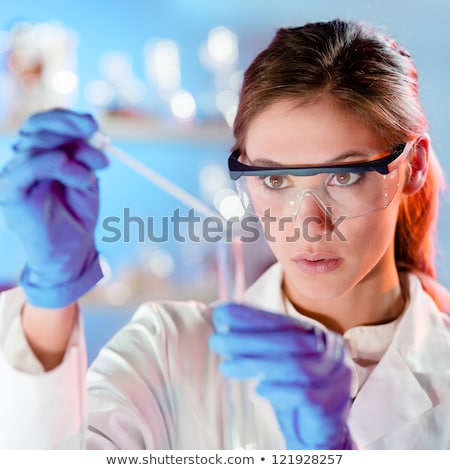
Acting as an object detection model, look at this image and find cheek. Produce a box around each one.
[335,202,401,270]
[345,215,394,255]
[263,202,400,263]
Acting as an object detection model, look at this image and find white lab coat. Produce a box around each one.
[0,263,449,449]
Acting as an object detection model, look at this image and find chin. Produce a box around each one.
[282,259,356,301]
[290,281,348,302]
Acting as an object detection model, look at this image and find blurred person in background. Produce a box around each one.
[0,18,449,450]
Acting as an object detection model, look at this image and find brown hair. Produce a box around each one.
[233,19,449,311]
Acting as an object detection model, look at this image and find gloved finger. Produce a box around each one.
[14,130,85,152]
[218,354,340,383]
[273,409,303,450]
[209,329,322,357]
[13,137,109,170]
[20,108,98,139]
[64,183,99,230]
[5,179,99,267]
[0,151,96,202]
[213,302,317,333]
[257,363,352,414]
[256,382,347,415]
[72,142,109,170]
[273,406,348,450]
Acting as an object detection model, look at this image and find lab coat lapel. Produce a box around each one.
[348,345,432,446]
[349,274,449,447]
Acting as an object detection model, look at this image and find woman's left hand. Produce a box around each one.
[209,302,354,450]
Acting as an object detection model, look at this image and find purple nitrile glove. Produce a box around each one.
[209,302,354,450]
[0,108,109,308]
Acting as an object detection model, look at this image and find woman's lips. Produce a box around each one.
[292,254,342,274]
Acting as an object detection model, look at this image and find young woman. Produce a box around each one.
[0,19,449,450]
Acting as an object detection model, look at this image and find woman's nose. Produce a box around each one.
[291,191,333,239]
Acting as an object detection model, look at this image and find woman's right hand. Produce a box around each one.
[0,108,109,309]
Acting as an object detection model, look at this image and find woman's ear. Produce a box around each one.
[403,134,430,195]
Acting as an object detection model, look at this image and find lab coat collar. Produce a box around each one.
[244,262,286,313]
[348,344,433,446]
[245,264,450,447]
[350,273,450,446]
[390,273,450,372]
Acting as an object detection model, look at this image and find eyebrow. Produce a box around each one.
[248,151,375,167]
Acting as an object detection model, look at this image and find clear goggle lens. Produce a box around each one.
[235,168,401,220]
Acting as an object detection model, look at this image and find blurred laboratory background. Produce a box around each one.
[0,0,449,362]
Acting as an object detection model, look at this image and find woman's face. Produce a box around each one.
[243,98,406,303]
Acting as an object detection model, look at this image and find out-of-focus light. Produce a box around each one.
[207,27,238,66]
[98,256,112,284]
[146,250,174,278]
[98,51,147,106]
[225,104,238,128]
[0,30,11,53]
[30,23,57,47]
[145,40,181,91]
[215,90,237,114]
[170,90,196,121]
[229,71,243,91]
[50,69,78,94]
[218,193,245,220]
[213,188,237,211]
[105,282,132,306]
[101,52,133,83]
[215,89,239,126]
[199,164,228,197]
[84,80,115,106]
[120,78,147,104]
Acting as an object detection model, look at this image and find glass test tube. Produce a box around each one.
[216,235,259,450]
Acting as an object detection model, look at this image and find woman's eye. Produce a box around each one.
[262,175,289,189]
[330,172,362,186]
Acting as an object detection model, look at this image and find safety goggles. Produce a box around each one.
[228,141,414,221]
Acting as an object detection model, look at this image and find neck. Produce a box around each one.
[284,258,406,334]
